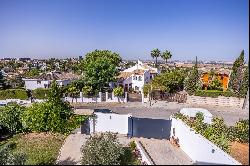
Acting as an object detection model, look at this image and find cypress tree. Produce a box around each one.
[184,56,201,95]
[229,50,245,96]
[239,61,249,97]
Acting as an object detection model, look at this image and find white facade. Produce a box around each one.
[23,79,73,90]
[119,60,159,92]
[170,117,241,165]
[89,112,131,134]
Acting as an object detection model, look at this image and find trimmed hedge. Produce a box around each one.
[31,88,50,99]
[0,89,28,100]
[194,90,238,98]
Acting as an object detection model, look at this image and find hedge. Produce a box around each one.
[0,89,28,100]
[31,88,50,99]
[194,90,239,98]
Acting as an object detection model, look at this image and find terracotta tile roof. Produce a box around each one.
[149,69,158,74]
[133,69,145,75]
[31,72,80,80]
[117,72,132,79]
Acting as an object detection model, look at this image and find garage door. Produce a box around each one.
[129,117,172,139]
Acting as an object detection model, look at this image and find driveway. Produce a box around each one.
[56,133,89,165]
[136,138,193,165]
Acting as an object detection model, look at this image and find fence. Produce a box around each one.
[170,117,241,165]
[150,91,187,103]
[186,95,244,108]
[64,92,128,103]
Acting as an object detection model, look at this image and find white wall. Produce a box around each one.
[24,79,74,90]
[170,117,241,165]
[24,79,46,90]
[89,113,131,135]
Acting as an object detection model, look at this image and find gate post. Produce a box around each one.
[105,92,108,102]
[141,92,144,103]
[80,91,83,102]
[98,92,102,102]
[127,114,133,138]
[125,92,128,102]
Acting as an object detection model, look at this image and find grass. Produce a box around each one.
[1,132,66,165]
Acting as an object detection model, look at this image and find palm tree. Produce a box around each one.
[151,49,161,67]
[161,50,172,63]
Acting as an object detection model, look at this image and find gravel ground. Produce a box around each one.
[137,138,193,165]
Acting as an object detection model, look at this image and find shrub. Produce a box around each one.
[143,84,151,96]
[0,103,26,133]
[129,141,137,151]
[230,119,249,143]
[82,85,93,97]
[0,142,26,165]
[31,88,50,99]
[21,102,79,134]
[208,78,223,91]
[0,89,28,100]
[81,132,124,165]
[194,90,238,98]
[113,86,124,97]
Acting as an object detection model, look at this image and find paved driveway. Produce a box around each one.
[136,138,193,165]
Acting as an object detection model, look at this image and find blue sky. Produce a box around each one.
[0,0,249,61]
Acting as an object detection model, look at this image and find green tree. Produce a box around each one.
[82,85,93,97]
[47,81,63,103]
[81,132,124,165]
[229,50,245,96]
[208,78,223,91]
[80,50,122,92]
[0,103,26,133]
[113,86,124,103]
[22,81,80,133]
[67,86,79,102]
[239,62,249,97]
[184,56,202,95]
[25,68,40,78]
[151,49,161,67]
[0,71,6,89]
[161,50,172,63]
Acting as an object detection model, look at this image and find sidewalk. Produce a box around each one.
[56,133,89,165]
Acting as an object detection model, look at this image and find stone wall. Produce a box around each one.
[186,95,244,108]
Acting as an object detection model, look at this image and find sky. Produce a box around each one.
[0,0,249,61]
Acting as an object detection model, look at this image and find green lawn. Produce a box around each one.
[1,132,65,165]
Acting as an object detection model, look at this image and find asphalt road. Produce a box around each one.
[73,102,249,126]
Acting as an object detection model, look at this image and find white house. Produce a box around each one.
[117,60,160,93]
[23,71,80,90]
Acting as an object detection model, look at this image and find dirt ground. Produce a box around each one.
[230,141,249,165]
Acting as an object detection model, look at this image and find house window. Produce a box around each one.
[133,76,137,80]
[135,86,139,91]
[37,80,41,84]
[138,76,142,81]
